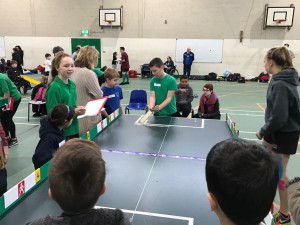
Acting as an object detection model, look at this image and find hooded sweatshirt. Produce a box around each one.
[260,68,300,137]
[175,84,194,104]
[25,208,131,225]
[32,118,65,169]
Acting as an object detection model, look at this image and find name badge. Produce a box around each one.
[59,140,65,147]
[108,94,116,98]
[154,83,161,87]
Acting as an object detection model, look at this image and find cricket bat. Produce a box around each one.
[139,110,153,124]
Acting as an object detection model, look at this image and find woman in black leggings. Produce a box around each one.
[0,73,22,148]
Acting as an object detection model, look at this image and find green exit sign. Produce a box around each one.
[81,29,89,35]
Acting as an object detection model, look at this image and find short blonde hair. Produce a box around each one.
[104,68,119,80]
[74,46,99,69]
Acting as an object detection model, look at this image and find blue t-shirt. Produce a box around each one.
[101,86,123,115]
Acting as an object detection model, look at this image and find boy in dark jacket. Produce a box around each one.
[7,60,31,94]
[32,104,74,169]
[175,75,194,117]
[7,60,21,81]
[27,138,130,225]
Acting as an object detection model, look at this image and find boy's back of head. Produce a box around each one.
[45,53,51,59]
[205,139,279,225]
[52,46,64,55]
[104,68,119,80]
[49,139,106,214]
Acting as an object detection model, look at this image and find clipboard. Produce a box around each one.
[77,97,108,119]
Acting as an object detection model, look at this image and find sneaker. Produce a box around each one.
[125,81,129,84]
[7,137,12,146]
[119,82,125,85]
[273,212,291,225]
[8,138,18,148]
[32,112,42,117]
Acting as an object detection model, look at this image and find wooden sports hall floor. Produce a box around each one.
[6,75,300,222]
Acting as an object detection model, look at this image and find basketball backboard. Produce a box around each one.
[265,6,295,28]
[99,8,122,28]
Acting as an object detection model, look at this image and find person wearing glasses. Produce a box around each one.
[193,83,220,119]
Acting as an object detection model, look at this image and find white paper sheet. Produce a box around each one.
[78,98,107,119]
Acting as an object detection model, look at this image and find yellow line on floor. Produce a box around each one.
[256,103,265,112]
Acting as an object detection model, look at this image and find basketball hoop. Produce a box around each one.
[104,20,113,25]
[275,19,285,24]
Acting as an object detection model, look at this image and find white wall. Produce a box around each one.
[2,37,300,77]
[0,0,299,39]
[4,36,71,67]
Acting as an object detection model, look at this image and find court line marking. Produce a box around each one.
[95,206,194,224]
[137,123,205,129]
[222,106,262,109]
[15,123,39,126]
[242,138,261,141]
[191,82,268,88]
[238,131,256,134]
[14,116,40,119]
[220,112,264,117]
[221,109,264,113]
[134,116,205,129]
[218,90,265,99]
[135,115,143,124]
[102,149,206,161]
[131,119,172,221]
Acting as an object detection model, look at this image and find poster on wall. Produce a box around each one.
[0,37,5,58]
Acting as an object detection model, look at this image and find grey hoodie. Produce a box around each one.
[260,68,300,136]
[175,84,194,104]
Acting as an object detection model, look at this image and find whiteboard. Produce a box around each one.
[0,37,5,58]
[175,39,223,63]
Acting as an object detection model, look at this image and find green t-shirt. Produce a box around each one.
[150,74,177,116]
[0,73,21,101]
[46,77,79,137]
[93,68,104,77]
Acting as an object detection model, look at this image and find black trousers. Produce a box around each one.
[183,64,192,77]
[32,104,47,114]
[1,98,21,139]
[0,168,7,197]
[177,103,192,117]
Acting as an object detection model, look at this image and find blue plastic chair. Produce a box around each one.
[125,90,148,114]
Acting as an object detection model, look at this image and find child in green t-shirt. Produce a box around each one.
[149,57,177,117]
[46,52,85,139]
